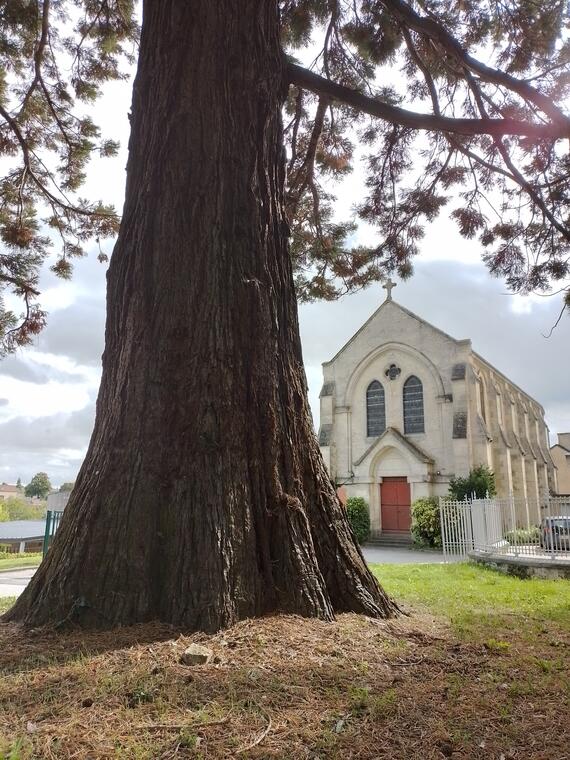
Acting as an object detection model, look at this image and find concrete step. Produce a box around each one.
[366,532,413,547]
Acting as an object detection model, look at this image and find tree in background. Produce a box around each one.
[16,478,22,490]
[0,503,8,523]
[59,482,75,493]
[4,1,570,629]
[449,465,497,501]
[24,472,51,500]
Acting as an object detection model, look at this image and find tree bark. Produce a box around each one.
[6,0,396,630]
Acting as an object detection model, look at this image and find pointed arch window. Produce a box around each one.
[403,376,424,434]
[366,380,386,437]
[477,379,486,422]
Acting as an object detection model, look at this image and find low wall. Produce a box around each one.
[469,552,570,580]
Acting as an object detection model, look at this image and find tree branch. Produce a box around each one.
[287,64,570,139]
[18,0,51,117]
[462,65,570,242]
[380,0,570,126]
[0,103,117,222]
[0,273,40,296]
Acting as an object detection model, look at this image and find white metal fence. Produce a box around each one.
[439,495,570,562]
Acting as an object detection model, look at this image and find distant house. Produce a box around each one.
[47,490,71,511]
[0,520,46,553]
[550,433,570,494]
[0,483,20,501]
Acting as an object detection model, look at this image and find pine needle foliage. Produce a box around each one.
[2,0,570,353]
[0,0,137,354]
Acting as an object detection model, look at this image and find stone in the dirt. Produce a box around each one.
[180,643,213,666]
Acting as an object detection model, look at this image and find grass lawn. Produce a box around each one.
[0,597,16,615]
[371,561,570,639]
[0,563,568,759]
[0,554,42,573]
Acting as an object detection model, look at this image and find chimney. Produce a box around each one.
[558,432,570,449]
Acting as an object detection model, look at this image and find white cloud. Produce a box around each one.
[0,377,92,420]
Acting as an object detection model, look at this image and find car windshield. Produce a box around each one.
[549,518,570,530]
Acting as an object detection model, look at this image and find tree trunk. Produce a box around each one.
[6,0,396,630]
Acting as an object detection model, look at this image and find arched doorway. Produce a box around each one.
[373,444,412,535]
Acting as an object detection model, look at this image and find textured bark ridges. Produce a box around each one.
[6,0,397,630]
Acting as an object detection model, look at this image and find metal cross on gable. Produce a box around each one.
[382,277,397,301]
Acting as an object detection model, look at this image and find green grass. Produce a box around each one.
[0,597,16,614]
[0,554,42,572]
[371,562,570,638]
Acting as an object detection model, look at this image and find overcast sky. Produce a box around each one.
[1,79,569,487]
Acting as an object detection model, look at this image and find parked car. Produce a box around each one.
[540,516,570,551]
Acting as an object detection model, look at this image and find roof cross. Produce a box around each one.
[382,278,397,302]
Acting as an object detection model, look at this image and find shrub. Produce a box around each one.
[411,497,442,548]
[449,465,496,501]
[504,526,540,545]
[2,497,46,520]
[346,497,370,544]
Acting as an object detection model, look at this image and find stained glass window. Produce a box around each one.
[403,375,424,434]
[366,380,386,437]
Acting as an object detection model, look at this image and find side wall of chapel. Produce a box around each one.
[467,355,555,506]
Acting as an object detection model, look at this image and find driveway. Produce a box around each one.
[0,568,36,598]
[0,548,453,601]
[362,545,457,564]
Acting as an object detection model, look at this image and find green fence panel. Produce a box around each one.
[42,510,64,557]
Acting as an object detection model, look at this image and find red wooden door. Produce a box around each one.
[380,477,411,532]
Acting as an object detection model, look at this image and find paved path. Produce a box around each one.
[0,568,36,598]
[362,545,457,564]
[0,548,454,600]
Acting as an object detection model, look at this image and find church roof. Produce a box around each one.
[324,295,546,413]
[551,442,570,455]
[323,297,469,366]
[471,351,545,414]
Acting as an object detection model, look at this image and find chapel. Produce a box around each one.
[318,281,557,538]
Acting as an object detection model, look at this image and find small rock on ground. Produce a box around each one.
[180,643,213,666]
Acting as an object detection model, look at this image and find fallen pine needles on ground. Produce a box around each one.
[0,565,568,759]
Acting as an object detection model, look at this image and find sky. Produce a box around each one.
[1,74,570,488]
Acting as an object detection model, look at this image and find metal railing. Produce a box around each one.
[42,509,64,557]
[440,495,570,562]
[440,499,474,561]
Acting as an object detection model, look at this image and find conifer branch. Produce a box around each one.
[379,0,569,125]
[287,63,570,140]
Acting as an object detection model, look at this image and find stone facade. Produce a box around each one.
[550,433,570,494]
[318,293,556,536]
